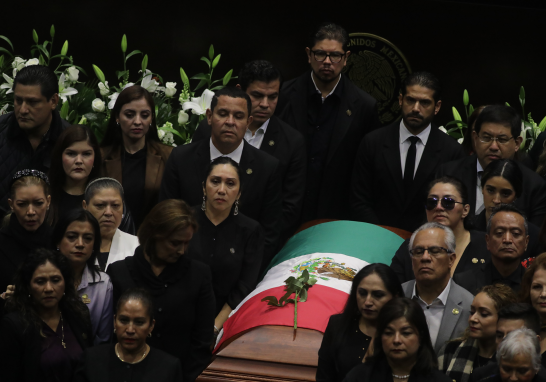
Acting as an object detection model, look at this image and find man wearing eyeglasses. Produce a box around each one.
[438,105,546,226]
[454,204,529,295]
[276,22,380,223]
[351,71,465,232]
[401,221,474,354]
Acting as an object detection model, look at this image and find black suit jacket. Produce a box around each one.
[438,155,546,226]
[192,115,307,238]
[453,260,526,295]
[351,121,465,232]
[276,72,380,220]
[159,139,282,259]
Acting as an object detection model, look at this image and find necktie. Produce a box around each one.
[404,136,420,194]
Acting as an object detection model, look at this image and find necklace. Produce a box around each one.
[392,373,410,379]
[59,312,66,348]
[115,343,148,364]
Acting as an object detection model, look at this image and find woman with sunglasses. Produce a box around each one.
[391,176,490,283]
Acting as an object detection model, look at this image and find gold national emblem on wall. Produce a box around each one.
[343,33,412,126]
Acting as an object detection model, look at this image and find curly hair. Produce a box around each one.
[5,248,91,335]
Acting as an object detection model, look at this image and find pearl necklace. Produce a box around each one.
[115,343,148,364]
[392,373,410,379]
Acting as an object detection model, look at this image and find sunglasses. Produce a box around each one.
[425,197,464,211]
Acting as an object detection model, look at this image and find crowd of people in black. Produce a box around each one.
[1,21,546,382]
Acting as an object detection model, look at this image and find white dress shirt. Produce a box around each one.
[399,121,431,178]
[412,280,451,348]
[476,160,485,214]
[244,118,270,149]
[210,138,244,164]
[311,72,341,103]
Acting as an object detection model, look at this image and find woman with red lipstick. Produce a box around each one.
[74,288,183,382]
[344,297,451,382]
[186,157,263,336]
[101,85,173,230]
[0,169,51,311]
[0,249,93,382]
[437,284,516,382]
[391,176,490,283]
[317,263,403,382]
[52,210,114,345]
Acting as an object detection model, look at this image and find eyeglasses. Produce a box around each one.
[409,246,450,258]
[425,197,464,211]
[310,50,346,63]
[477,135,514,145]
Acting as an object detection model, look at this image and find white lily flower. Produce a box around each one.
[438,126,447,134]
[91,98,106,112]
[58,74,78,102]
[178,110,189,125]
[67,66,79,82]
[458,138,464,144]
[108,92,119,109]
[182,89,215,115]
[141,72,159,93]
[158,129,166,140]
[1,73,14,94]
[123,82,135,90]
[98,81,110,96]
[160,82,177,97]
[0,104,9,115]
[12,57,25,71]
[25,58,40,67]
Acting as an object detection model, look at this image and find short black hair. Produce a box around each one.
[474,104,521,139]
[238,60,282,92]
[210,87,251,117]
[400,71,441,102]
[487,203,528,235]
[481,159,523,199]
[116,288,155,323]
[310,22,349,52]
[498,303,541,335]
[13,65,59,100]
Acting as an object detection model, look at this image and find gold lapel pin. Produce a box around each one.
[480,259,485,263]
[452,308,460,315]
[269,140,275,146]
[81,294,91,304]
[246,169,253,175]
[346,110,352,116]
[230,248,235,254]
[472,258,478,264]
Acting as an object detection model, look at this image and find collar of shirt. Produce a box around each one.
[311,72,341,103]
[210,138,244,164]
[399,120,432,146]
[244,118,270,149]
[477,159,484,174]
[489,261,525,287]
[412,279,451,307]
[77,264,99,291]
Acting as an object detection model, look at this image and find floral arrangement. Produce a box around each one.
[0,26,235,146]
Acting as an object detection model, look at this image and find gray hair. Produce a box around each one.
[84,177,124,204]
[487,203,528,236]
[408,222,456,253]
[496,328,541,373]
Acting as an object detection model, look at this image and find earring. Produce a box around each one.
[201,195,206,211]
[234,200,239,216]
[148,332,152,337]
[56,247,59,251]
[113,328,116,333]
[116,121,120,126]
[122,214,125,219]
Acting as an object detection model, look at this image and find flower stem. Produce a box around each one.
[293,292,299,341]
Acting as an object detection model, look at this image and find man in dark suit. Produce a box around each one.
[438,104,546,226]
[454,204,529,295]
[159,87,282,263]
[192,60,306,244]
[351,72,465,232]
[275,22,380,222]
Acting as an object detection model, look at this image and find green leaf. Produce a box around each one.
[92,64,106,83]
[307,278,317,286]
[0,47,13,58]
[505,102,511,107]
[194,79,208,91]
[59,101,69,119]
[445,120,468,128]
[208,45,214,61]
[301,269,309,283]
[50,25,55,39]
[538,116,546,132]
[222,69,233,86]
[463,89,469,106]
[469,104,474,116]
[32,29,39,44]
[116,70,129,80]
[299,289,308,302]
[125,49,142,62]
[0,55,4,68]
[180,67,189,88]
[141,54,148,73]
[33,44,50,58]
[209,85,225,91]
[191,73,209,80]
[261,296,280,306]
[212,54,221,69]
[43,41,49,50]
[60,40,68,56]
[158,125,184,139]
[520,86,525,103]
[121,34,127,53]
[0,35,14,51]
[200,57,211,66]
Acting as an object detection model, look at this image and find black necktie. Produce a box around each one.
[404,136,420,194]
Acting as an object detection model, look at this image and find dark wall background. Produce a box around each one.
[2,0,545,126]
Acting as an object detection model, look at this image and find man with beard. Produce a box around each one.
[276,22,380,222]
[351,72,465,232]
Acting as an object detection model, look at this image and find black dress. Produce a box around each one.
[56,190,85,224]
[121,148,147,230]
[107,246,216,382]
[0,214,52,311]
[390,230,490,283]
[343,357,452,382]
[74,344,183,382]
[187,208,263,314]
[316,314,372,382]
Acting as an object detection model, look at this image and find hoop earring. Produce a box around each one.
[234,200,239,216]
[201,195,206,212]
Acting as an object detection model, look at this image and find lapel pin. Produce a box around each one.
[246,168,253,175]
[346,109,352,116]
[81,294,91,304]
[452,308,460,315]
[269,140,275,146]
[230,248,235,254]
[480,259,485,263]
[472,258,478,264]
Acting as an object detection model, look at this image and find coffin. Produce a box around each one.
[198,221,411,382]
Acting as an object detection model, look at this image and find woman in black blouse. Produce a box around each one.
[74,288,183,382]
[391,176,490,283]
[107,199,215,382]
[316,263,404,382]
[187,157,263,336]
